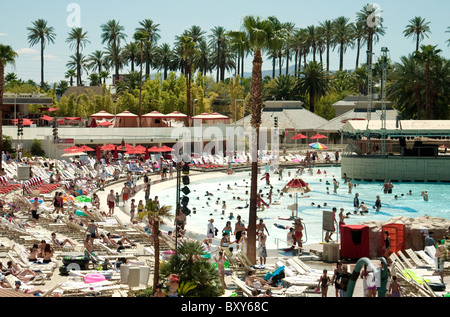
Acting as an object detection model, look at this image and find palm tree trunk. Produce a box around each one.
[326,43,330,74]
[272,56,276,79]
[248,48,263,264]
[186,57,192,127]
[286,50,290,75]
[0,62,4,170]
[340,42,344,71]
[356,39,361,69]
[425,62,432,119]
[40,39,45,89]
[152,221,160,294]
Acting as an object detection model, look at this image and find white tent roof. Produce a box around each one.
[342,120,450,137]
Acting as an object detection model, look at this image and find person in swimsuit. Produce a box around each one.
[388,275,402,297]
[214,251,226,289]
[85,220,99,239]
[130,199,136,222]
[234,215,246,250]
[318,269,331,297]
[331,261,343,297]
[168,274,180,297]
[383,231,391,264]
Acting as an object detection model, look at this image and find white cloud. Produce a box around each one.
[30,54,62,62]
[16,47,39,55]
[0,33,7,36]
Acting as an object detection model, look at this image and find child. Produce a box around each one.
[115,192,120,207]
[138,200,144,218]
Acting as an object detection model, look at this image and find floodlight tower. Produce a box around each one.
[380,47,389,156]
[366,50,374,153]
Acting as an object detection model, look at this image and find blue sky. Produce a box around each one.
[0,0,449,85]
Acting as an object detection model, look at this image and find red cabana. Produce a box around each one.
[116,111,138,128]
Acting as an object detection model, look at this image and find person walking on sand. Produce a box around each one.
[234,215,246,251]
[258,231,267,266]
[121,183,131,207]
[215,251,227,289]
[107,190,115,216]
[388,275,402,297]
[318,269,331,297]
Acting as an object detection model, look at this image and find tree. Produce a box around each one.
[136,19,161,78]
[356,4,386,65]
[319,20,334,74]
[413,45,443,120]
[156,43,174,80]
[66,53,88,85]
[176,35,197,126]
[264,74,302,101]
[27,19,56,89]
[332,17,354,71]
[298,61,330,114]
[101,20,127,85]
[87,50,107,76]
[447,26,450,47]
[0,44,18,169]
[138,199,173,295]
[209,26,229,82]
[66,28,90,86]
[242,15,274,264]
[403,17,431,52]
[121,41,140,73]
[65,69,76,87]
[352,21,367,69]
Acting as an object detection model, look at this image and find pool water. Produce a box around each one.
[157,166,450,249]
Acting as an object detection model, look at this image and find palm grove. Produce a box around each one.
[1,4,450,291]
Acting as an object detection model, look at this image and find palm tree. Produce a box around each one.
[403,17,431,52]
[283,22,296,75]
[87,50,107,75]
[242,15,274,264]
[291,28,307,78]
[186,25,206,44]
[27,19,56,89]
[193,40,211,77]
[136,19,161,77]
[121,41,140,73]
[66,27,90,86]
[298,61,330,113]
[447,26,450,46]
[353,21,367,68]
[156,43,174,80]
[319,20,334,74]
[101,20,127,85]
[0,44,18,169]
[332,17,354,71]
[66,53,88,86]
[227,31,249,77]
[264,74,302,101]
[413,45,443,119]
[65,69,76,86]
[138,199,173,294]
[356,4,386,65]
[209,26,229,82]
[176,35,197,126]
[305,25,319,63]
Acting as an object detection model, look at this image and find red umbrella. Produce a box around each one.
[79,145,95,152]
[135,145,146,152]
[100,144,116,151]
[113,146,119,159]
[89,119,98,128]
[148,146,161,153]
[40,115,53,122]
[63,146,81,152]
[96,145,101,161]
[48,107,60,112]
[159,145,174,152]
[291,133,308,140]
[310,133,328,139]
[98,121,114,127]
[282,177,312,218]
[144,147,149,160]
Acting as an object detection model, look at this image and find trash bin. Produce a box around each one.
[323,243,340,263]
[128,267,141,288]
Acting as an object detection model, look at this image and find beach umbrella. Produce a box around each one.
[98,121,114,127]
[40,115,53,122]
[282,177,312,218]
[310,133,328,140]
[61,151,87,157]
[63,146,81,152]
[148,146,161,153]
[47,107,60,112]
[135,145,146,152]
[144,147,150,160]
[89,119,98,128]
[159,145,174,152]
[96,145,101,160]
[113,146,119,159]
[291,133,308,140]
[100,144,116,151]
[309,142,328,150]
[79,145,95,152]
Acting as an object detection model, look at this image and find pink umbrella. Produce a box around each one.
[159,145,174,152]
[282,178,312,218]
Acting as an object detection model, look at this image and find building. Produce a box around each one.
[341,120,450,182]
[235,100,329,146]
[332,94,394,117]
